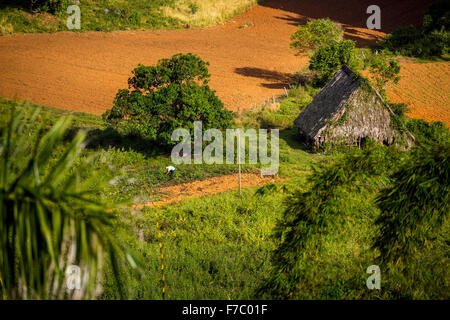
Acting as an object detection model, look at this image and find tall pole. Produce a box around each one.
[237,103,242,197]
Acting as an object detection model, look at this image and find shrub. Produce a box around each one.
[388,102,409,117]
[309,40,355,83]
[260,143,400,298]
[406,119,449,146]
[422,0,450,33]
[381,26,449,58]
[379,1,450,58]
[103,53,233,146]
[368,58,400,98]
[290,18,343,53]
[374,140,450,267]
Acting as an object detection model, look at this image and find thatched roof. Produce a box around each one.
[294,65,409,148]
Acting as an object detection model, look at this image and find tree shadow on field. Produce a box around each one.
[234,67,292,89]
[65,126,170,158]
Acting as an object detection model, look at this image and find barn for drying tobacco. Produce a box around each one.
[294,65,412,149]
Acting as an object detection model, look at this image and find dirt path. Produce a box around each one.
[133,172,287,208]
[1,0,446,124]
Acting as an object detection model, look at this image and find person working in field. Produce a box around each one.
[165,165,176,176]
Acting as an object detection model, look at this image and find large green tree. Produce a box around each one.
[103,53,233,146]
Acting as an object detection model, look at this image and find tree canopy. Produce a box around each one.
[103,53,233,146]
[290,18,343,53]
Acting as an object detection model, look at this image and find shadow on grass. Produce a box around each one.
[0,0,57,12]
[66,126,170,158]
[279,127,312,152]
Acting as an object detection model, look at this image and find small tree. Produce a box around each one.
[368,56,400,99]
[309,40,355,83]
[104,53,233,146]
[290,19,343,53]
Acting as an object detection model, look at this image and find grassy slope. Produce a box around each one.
[0,96,328,299]
[0,0,260,35]
[0,100,261,208]
[1,96,448,300]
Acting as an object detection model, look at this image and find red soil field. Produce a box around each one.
[388,60,450,124]
[1,0,447,124]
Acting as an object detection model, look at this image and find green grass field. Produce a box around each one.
[1,95,448,300]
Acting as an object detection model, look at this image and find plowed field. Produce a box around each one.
[1,0,447,124]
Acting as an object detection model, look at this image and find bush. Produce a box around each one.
[103,53,233,146]
[374,140,450,267]
[309,40,355,84]
[259,143,401,298]
[423,0,450,33]
[388,102,409,117]
[379,1,450,58]
[406,119,449,146]
[290,18,343,53]
[9,0,65,13]
[368,58,401,98]
[382,26,449,58]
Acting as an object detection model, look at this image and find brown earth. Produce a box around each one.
[387,60,450,124]
[133,172,287,208]
[1,0,447,124]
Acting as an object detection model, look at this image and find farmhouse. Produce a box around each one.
[294,65,411,149]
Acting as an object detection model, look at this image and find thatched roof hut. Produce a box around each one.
[294,65,411,148]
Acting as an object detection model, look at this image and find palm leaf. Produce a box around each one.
[0,105,139,299]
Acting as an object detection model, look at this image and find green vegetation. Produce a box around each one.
[0,0,448,301]
[0,0,180,34]
[0,106,138,299]
[103,53,233,146]
[0,97,325,299]
[290,18,343,53]
[374,141,450,267]
[289,19,401,94]
[309,40,355,84]
[0,31,448,298]
[237,85,320,130]
[367,57,401,98]
[0,0,261,34]
[379,0,450,58]
[10,1,63,13]
[0,98,252,206]
[0,77,448,299]
[260,135,449,299]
